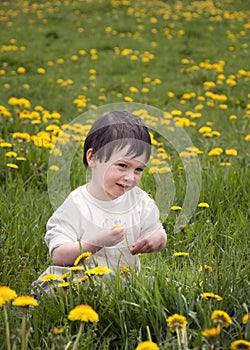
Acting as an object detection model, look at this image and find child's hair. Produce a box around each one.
[83,110,151,168]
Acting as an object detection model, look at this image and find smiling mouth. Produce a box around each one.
[117,184,129,191]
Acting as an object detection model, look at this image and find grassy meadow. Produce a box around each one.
[0,0,250,349]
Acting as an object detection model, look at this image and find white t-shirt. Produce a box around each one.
[45,185,163,271]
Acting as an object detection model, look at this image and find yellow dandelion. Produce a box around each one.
[37,67,46,74]
[68,304,99,323]
[53,327,64,335]
[200,292,222,301]
[211,310,232,328]
[230,340,250,350]
[198,202,209,208]
[17,67,26,74]
[171,205,182,211]
[120,265,130,276]
[68,266,84,272]
[0,286,17,303]
[12,296,38,307]
[198,265,213,273]
[208,148,223,156]
[135,340,159,350]
[74,276,89,284]
[57,282,70,288]
[5,151,17,157]
[242,313,250,324]
[6,163,18,169]
[124,96,133,102]
[41,274,63,282]
[225,149,237,156]
[167,313,187,333]
[49,165,59,171]
[220,162,231,167]
[73,252,92,266]
[173,252,189,257]
[244,134,250,141]
[201,327,221,338]
[85,266,111,276]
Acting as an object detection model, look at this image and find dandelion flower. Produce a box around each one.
[242,313,250,324]
[225,149,237,156]
[120,265,130,276]
[0,286,17,303]
[167,313,187,332]
[37,67,46,74]
[200,292,222,301]
[171,205,182,211]
[7,163,18,169]
[41,274,63,282]
[208,148,223,156]
[201,327,221,338]
[198,202,209,208]
[12,296,38,307]
[68,304,99,323]
[49,165,59,171]
[74,252,92,266]
[5,151,17,157]
[173,252,189,257]
[135,340,159,350]
[58,282,70,288]
[85,266,111,276]
[230,340,250,350]
[68,266,84,272]
[198,265,213,273]
[211,310,232,328]
[53,327,64,335]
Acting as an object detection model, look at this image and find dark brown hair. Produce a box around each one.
[83,110,151,168]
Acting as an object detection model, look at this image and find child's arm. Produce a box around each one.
[51,226,125,266]
[130,228,167,255]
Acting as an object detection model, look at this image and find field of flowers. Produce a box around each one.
[0,0,249,349]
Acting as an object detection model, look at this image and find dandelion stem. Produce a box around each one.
[21,312,27,350]
[3,306,11,350]
[176,328,182,350]
[72,322,83,350]
[146,325,152,342]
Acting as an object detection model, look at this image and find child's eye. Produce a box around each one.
[135,168,143,173]
[118,163,126,168]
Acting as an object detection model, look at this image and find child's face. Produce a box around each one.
[88,146,147,200]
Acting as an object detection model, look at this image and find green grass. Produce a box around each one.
[0,0,250,349]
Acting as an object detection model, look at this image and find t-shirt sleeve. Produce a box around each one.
[45,195,82,255]
[139,194,164,237]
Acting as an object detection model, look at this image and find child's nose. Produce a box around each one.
[124,170,135,182]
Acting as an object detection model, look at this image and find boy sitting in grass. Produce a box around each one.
[34,110,167,291]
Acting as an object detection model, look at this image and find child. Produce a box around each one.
[34,110,167,290]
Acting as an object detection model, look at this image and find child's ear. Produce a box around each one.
[86,148,96,168]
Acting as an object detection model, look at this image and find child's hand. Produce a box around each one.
[91,225,125,247]
[130,229,167,255]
